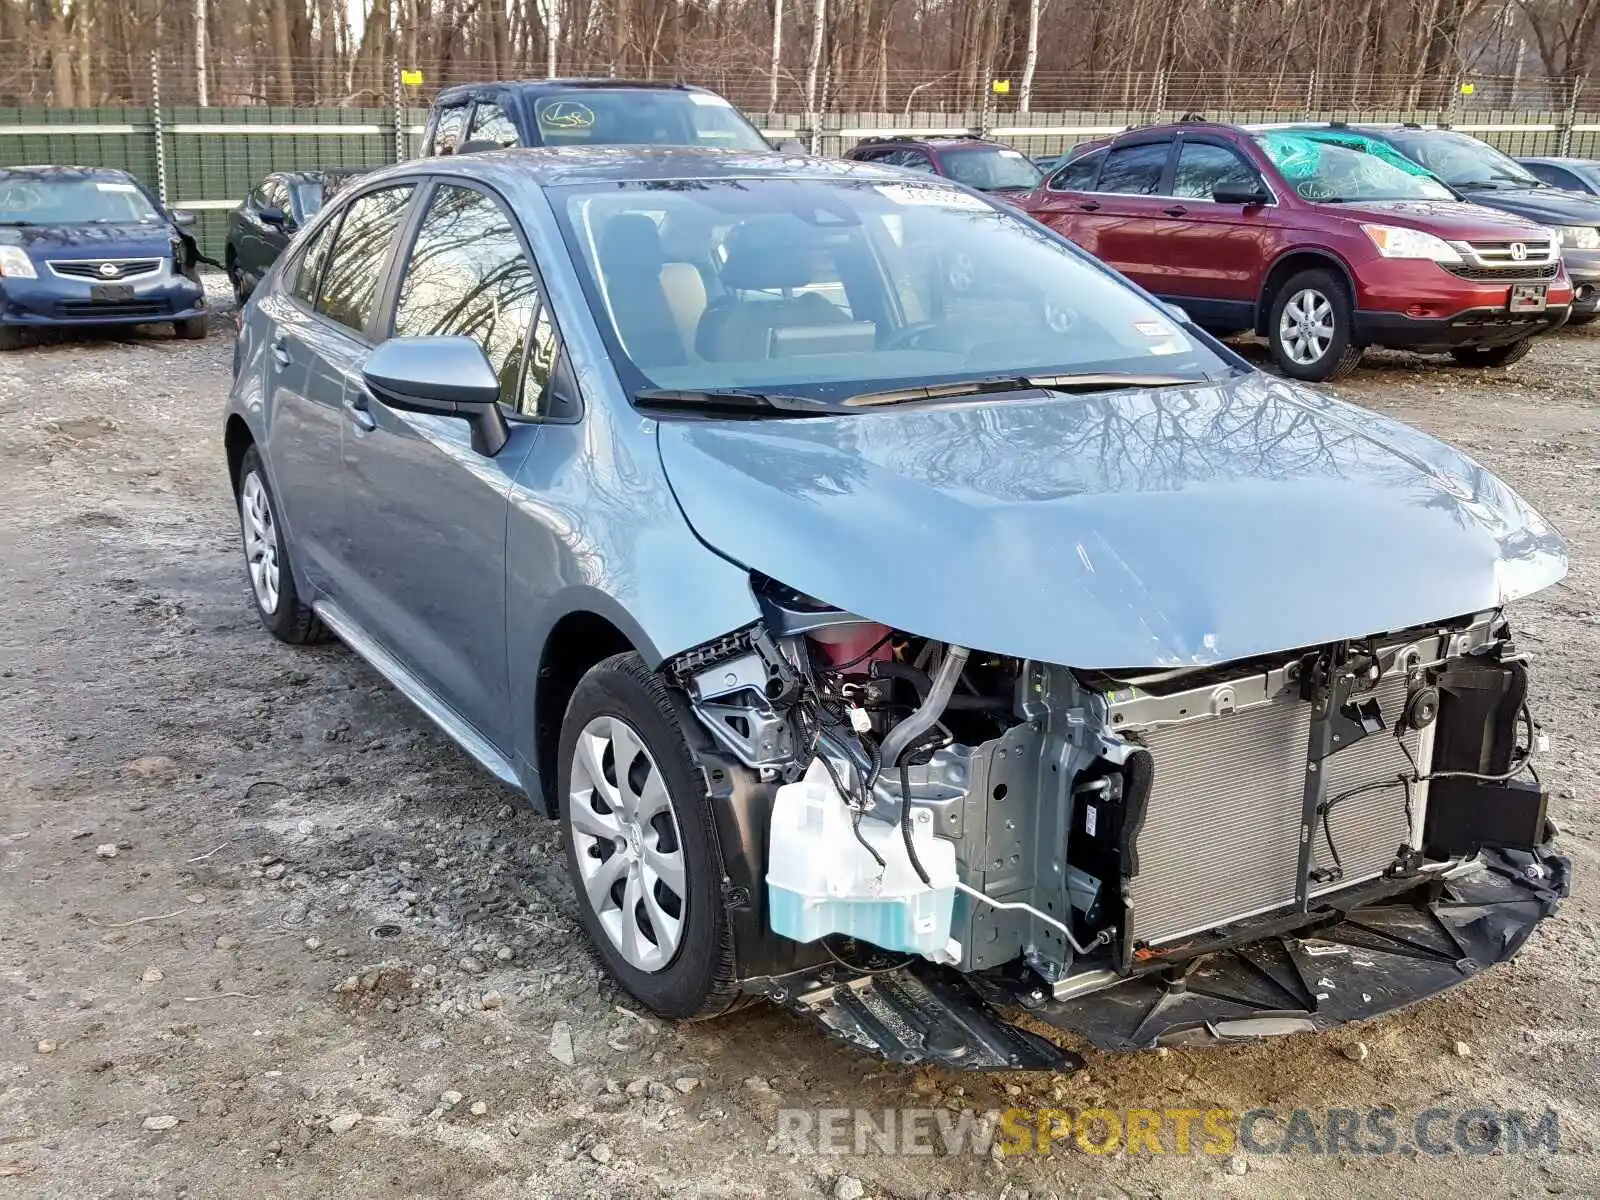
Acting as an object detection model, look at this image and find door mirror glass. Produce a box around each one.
[1211,181,1270,206]
[171,209,197,227]
[363,336,510,455]
[258,205,287,227]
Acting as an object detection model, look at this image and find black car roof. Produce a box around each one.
[435,78,714,105]
[0,164,135,180]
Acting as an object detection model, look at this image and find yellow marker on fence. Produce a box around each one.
[992,80,1010,95]
[1460,82,1475,95]
[401,69,424,87]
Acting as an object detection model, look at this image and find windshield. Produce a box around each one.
[291,182,325,217]
[552,177,1232,407]
[941,146,1044,191]
[1391,131,1543,189]
[532,89,770,152]
[1254,132,1454,202]
[0,174,161,225]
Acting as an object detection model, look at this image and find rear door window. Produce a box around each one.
[468,101,520,147]
[315,186,414,335]
[883,148,936,173]
[1094,142,1171,195]
[1172,142,1261,200]
[289,222,332,306]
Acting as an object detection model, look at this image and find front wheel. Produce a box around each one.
[1450,339,1535,368]
[558,653,741,1020]
[175,315,208,340]
[1266,269,1363,382]
[0,326,23,352]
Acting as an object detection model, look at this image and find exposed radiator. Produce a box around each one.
[1126,675,1423,946]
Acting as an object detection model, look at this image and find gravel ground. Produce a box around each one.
[1,284,1598,1199]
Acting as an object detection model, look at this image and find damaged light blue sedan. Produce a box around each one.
[224,147,1569,1069]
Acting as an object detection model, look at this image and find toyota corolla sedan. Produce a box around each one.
[225,148,1569,1069]
[0,165,208,348]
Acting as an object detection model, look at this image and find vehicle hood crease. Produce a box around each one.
[654,375,1567,668]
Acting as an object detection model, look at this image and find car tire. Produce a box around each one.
[1565,312,1595,327]
[557,652,742,1021]
[1267,269,1363,382]
[227,256,247,307]
[236,446,327,645]
[1450,339,1535,368]
[0,326,23,352]
[175,315,208,341]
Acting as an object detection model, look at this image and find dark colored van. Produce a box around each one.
[421,79,793,156]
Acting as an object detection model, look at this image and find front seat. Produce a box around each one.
[696,217,852,362]
[595,214,686,368]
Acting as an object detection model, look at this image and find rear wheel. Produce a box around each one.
[1266,269,1363,382]
[175,315,208,340]
[0,326,23,352]
[237,446,326,644]
[558,653,741,1021]
[1450,339,1535,368]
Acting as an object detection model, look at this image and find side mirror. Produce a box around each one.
[258,205,287,227]
[171,209,197,227]
[773,138,809,155]
[1211,181,1270,206]
[362,336,509,457]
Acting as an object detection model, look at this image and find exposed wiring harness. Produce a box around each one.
[1316,697,1542,879]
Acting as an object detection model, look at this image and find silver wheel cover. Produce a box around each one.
[1278,287,1336,365]
[568,715,688,973]
[239,471,281,615]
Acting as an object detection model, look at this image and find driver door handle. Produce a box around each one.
[269,337,292,368]
[1163,204,1188,217]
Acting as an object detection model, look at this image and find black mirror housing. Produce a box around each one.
[363,336,509,456]
[258,205,287,227]
[171,209,197,227]
[1211,181,1270,206]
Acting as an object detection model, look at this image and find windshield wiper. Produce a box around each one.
[633,387,834,418]
[843,372,1210,408]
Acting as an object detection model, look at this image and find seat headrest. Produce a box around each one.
[598,213,664,273]
[718,216,825,290]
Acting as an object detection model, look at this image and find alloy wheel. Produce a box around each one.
[567,715,688,973]
[1278,287,1335,365]
[239,471,281,615]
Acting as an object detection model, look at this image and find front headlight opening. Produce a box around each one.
[1555,225,1600,251]
[0,246,36,279]
[1361,223,1463,265]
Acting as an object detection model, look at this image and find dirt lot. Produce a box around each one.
[0,287,1597,1199]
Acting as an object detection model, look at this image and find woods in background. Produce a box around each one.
[0,0,1595,113]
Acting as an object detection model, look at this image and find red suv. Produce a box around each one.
[1020,123,1574,380]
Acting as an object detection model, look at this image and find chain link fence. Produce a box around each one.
[2,53,1596,258]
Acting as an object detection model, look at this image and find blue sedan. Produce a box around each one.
[223,146,1569,1067]
[0,165,208,349]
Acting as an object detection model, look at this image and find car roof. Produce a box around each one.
[436,78,716,104]
[853,135,1011,151]
[1519,155,1597,166]
[356,145,920,189]
[0,164,133,180]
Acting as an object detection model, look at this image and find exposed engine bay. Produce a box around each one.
[666,577,1568,1069]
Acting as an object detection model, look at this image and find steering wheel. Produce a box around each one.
[881,320,952,351]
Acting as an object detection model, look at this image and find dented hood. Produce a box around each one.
[655,374,1567,668]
